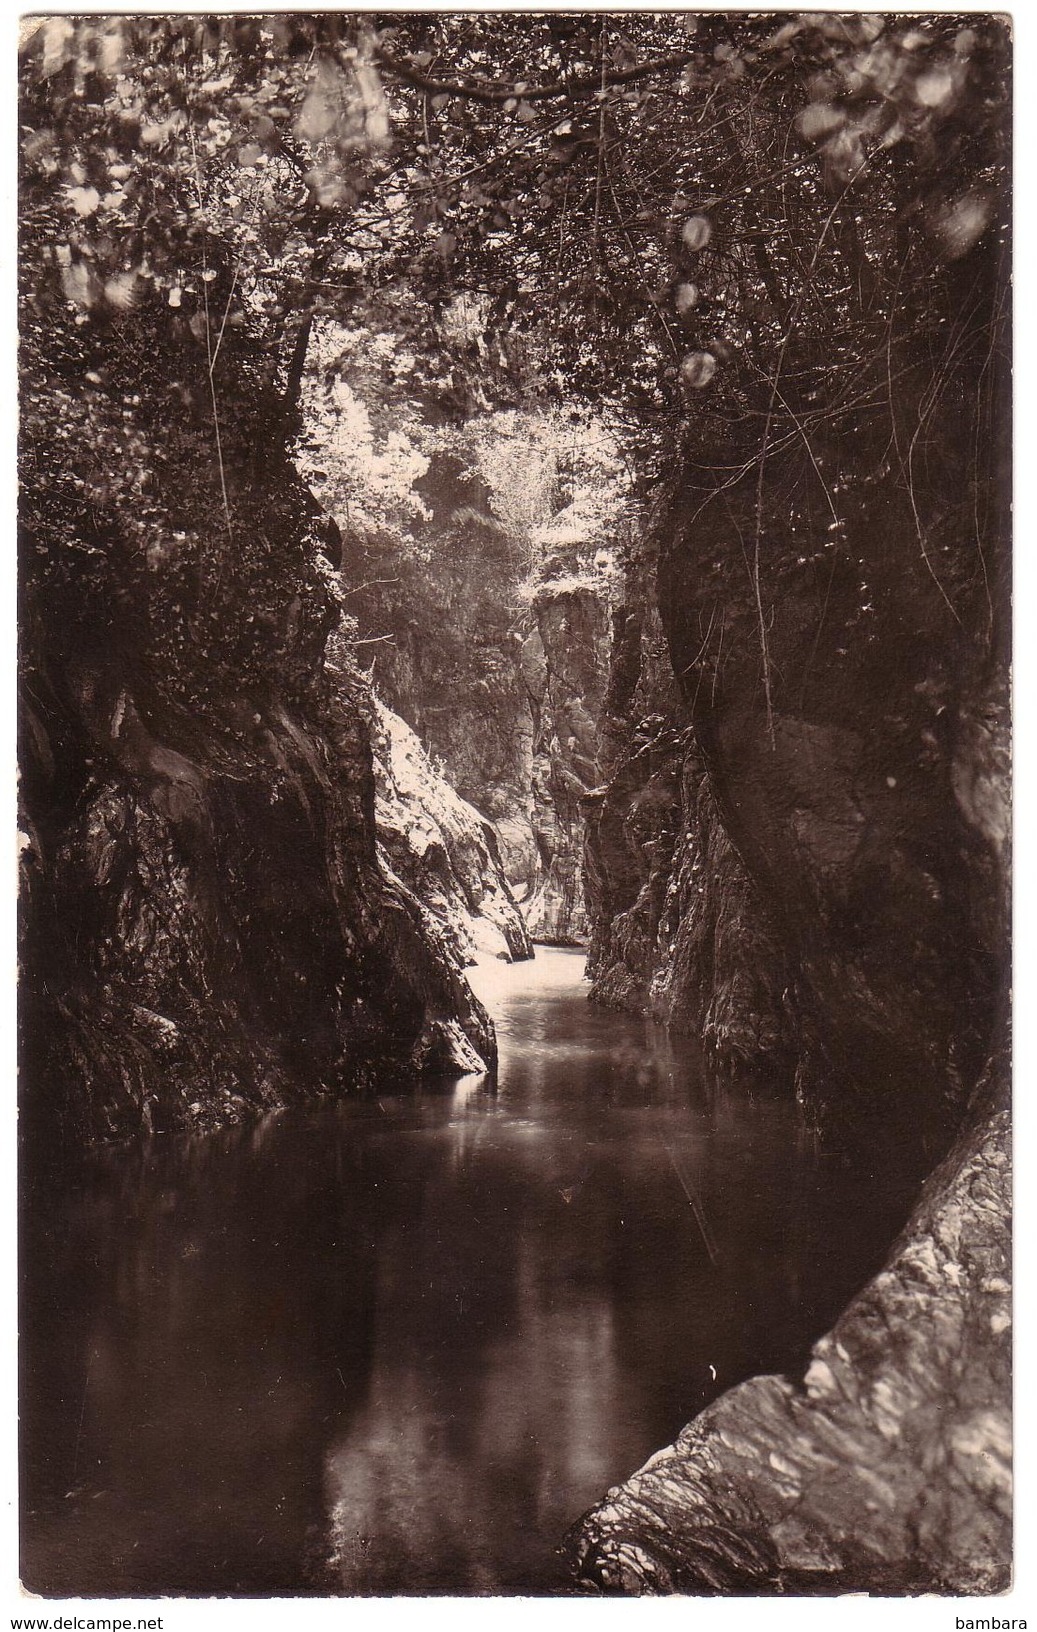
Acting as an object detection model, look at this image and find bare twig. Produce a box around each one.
[666,1142,719,1265]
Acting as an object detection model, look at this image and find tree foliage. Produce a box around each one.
[297,311,628,568]
[19,11,1009,743]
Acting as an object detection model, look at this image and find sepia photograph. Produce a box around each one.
[16,8,1012,1602]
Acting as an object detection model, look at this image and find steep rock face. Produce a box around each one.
[592,485,1006,1132]
[368,696,532,964]
[647,763,794,1062]
[19,632,495,1150]
[657,531,1008,1128]
[585,563,790,1063]
[568,1068,1011,1596]
[19,295,494,1151]
[523,579,611,944]
[652,216,1008,1127]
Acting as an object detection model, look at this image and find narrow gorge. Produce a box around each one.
[18,12,1010,1604]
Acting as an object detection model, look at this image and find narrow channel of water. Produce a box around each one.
[21,948,927,1596]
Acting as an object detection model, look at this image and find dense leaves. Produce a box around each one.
[19,9,1009,803]
[21,13,1009,420]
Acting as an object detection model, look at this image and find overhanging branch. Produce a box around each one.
[375,50,699,107]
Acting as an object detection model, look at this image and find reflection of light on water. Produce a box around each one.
[465,950,710,1101]
[324,1232,624,1594]
[465,948,589,1015]
[450,1073,489,1107]
[23,939,930,1596]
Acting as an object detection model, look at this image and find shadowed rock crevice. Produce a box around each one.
[523,577,612,945]
[585,561,791,1067]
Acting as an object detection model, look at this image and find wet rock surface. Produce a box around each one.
[590,510,1007,1123]
[568,1068,1011,1596]
[19,646,496,1148]
[369,696,532,964]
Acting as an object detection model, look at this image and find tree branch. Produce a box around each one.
[375,50,698,107]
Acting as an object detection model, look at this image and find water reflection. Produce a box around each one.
[21,949,929,1596]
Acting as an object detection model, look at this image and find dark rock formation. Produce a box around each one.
[651,218,1008,1129]
[591,327,1007,1133]
[19,290,494,1151]
[19,638,496,1150]
[585,558,791,1065]
[578,156,1009,1592]
[568,1066,1011,1596]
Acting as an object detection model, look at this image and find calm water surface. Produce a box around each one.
[21,949,927,1596]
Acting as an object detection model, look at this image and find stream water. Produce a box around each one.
[21,948,928,1597]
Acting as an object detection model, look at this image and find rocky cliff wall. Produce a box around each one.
[585,558,792,1068]
[19,294,494,1151]
[592,481,1005,1138]
[368,694,532,965]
